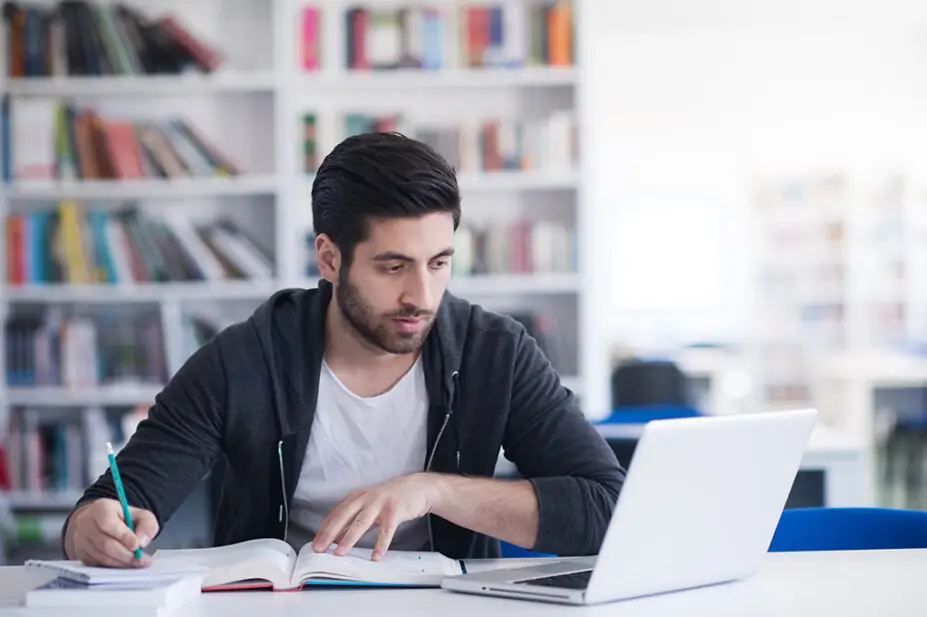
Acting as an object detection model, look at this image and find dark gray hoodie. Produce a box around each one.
[66,280,626,558]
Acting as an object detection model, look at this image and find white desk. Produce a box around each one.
[1,549,925,616]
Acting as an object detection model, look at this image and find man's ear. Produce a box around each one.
[316,234,341,283]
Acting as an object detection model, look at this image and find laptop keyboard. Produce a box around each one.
[512,569,592,590]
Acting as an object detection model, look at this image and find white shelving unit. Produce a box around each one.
[0,0,598,520]
[4,175,281,200]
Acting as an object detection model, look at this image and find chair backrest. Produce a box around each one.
[768,507,927,552]
[611,359,691,408]
[499,542,556,559]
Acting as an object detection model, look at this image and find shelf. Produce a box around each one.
[6,490,82,510]
[5,280,280,303]
[6,385,162,407]
[449,273,580,295]
[299,171,578,194]
[810,350,927,387]
[294,66,577,91]
[458,170,579,192]
[296,274,579,296]
[2,175,280,201]
[4,72,278,97]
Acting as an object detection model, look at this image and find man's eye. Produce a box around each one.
[387,264,404,273]
[431,259,449,269]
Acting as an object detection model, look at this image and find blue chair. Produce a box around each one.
[598,405,701,425]
[768,507,927,552]
[500,542,556,558]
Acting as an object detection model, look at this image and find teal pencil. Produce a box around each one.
[106,442,143,561]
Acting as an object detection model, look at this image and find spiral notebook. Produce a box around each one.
[24,559,210,586]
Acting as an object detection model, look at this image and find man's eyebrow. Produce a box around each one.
[372,247,455,262]
[373,251,415,262]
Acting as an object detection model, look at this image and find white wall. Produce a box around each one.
[585,0,927,349]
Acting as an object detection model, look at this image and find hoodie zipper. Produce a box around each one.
[453,372,461,472]
[277,440,289,543]
[425,410,452,472]
[426,370,459,550]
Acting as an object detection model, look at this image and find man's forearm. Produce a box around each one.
[428,474,539,549]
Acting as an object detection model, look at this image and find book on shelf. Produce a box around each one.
[301,111,575,174]
[4,202,274,286]
[5,308,167,387]
[302,113,318,175]
[327,1,573,72]
[4,403,150,497]
[1,95,10,181]
[4,0,222,78]
[4,408,85,494]
[452,218,576,276]
[301,7,320,72]
[1,99,239,183]
[3,511,72,546]
[150,538,466,590]
[303,218,575,279]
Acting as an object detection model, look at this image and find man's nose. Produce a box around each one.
[402,269,433,311]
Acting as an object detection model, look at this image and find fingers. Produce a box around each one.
[96,509,143,555]
[131,507,160,550]
[372,513,398,561]
[313,496,364,553]
[78,533,123,567]
[66,500,157,568]
[334,507,379,556]
[85,531,139,567]
[80,541,127,568]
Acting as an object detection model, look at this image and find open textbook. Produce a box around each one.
[151,538,467,590]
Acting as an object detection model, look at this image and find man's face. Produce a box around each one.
[333,213,455,355]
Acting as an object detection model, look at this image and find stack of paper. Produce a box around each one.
[23,560,210,616]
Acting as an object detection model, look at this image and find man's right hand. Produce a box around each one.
[64,499,159,567]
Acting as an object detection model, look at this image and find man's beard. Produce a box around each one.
[335,269,436,355]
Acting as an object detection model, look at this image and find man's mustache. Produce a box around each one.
[387,308,433,319]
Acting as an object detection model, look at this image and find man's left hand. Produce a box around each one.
[311,472,442,560]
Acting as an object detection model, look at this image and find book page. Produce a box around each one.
[291,546,461,587]
[152,538,297,590]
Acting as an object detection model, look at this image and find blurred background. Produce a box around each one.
[3,0,927,564]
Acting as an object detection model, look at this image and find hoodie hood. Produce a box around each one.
[250,282,327,439]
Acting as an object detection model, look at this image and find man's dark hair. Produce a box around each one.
[311,132,461,265]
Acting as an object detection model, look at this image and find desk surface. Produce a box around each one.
[1,549,925,616]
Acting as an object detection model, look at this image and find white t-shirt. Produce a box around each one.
[286,356,431,552]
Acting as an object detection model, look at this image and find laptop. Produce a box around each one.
[441,408,818,605]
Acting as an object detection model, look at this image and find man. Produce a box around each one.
[62,132,627,568]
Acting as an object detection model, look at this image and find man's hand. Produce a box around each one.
[64,499,159,568]
[312,473,439,561]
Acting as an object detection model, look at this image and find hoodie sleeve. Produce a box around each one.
[502,326,626,556]
[61,333,228,554]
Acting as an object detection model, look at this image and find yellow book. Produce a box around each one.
[58,200,91,284]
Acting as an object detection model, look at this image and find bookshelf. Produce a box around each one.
[0,0,594,553]
[748,169,927,413]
